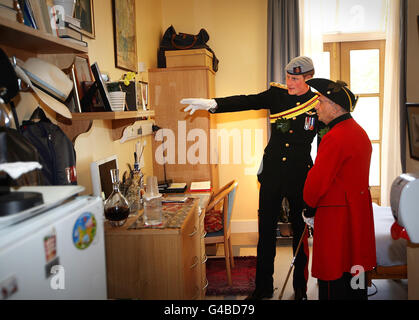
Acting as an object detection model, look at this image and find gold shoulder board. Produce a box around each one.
[270,82,288,90]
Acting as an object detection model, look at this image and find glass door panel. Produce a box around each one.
[352,97,380,140]
[350,49,380,94]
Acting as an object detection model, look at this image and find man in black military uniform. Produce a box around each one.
[181,56,319,300]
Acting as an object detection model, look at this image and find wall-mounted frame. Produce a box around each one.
[113,0,138,72]
[74,0,95,39]
[407,103,419,160]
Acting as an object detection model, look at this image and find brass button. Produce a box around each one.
[296,102,301,106]
[308,165,311,168]
[282,157,287,162]
[292,117,297,120]
[285,143,290,147]
[289,130,294,134]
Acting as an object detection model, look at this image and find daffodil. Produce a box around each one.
[122,72,136,86]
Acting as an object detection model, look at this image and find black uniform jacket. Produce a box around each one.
[214,85,319,194]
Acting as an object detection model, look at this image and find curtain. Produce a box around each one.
[400,0,407,173]
[380,0,403,205]
[267,0,300,85]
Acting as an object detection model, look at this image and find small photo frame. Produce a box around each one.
[91,62,112,112]
[138,81,148,110]
[407,103,419,160]
[73,54,94,101]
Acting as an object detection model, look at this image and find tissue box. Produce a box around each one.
[165,49,213,70]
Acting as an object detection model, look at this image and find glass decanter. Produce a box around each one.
[104,169,130,227]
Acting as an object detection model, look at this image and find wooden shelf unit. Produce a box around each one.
[0,19,88,54]
[70,110,154,120]
[0,19,154,143]
[56,110,155,143]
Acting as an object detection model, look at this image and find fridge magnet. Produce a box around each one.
[43,228,57,263]
[72,212,97,250]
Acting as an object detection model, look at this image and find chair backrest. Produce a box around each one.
[225,183,237,230]
[206,180,238,232]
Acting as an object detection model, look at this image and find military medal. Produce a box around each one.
[304,117,315,131]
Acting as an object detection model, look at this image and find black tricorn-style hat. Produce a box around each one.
[306,78,358,112]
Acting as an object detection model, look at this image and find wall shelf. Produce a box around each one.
[0,20,88,54]
[70,110,154,120]
[56,110,155,143]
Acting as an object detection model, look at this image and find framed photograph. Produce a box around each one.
[407,103,419,160]
[138,81,148,110]
[74,0,95,39]
[73,54,94,101]
[91,62,112,112]
[113,0,138,72]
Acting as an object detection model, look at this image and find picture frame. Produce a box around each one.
[73,0,95,39]
[112,0,138,72]
[138,81,148,110]
[407,103,419,160]
[73,54,94,101]
[91,62,112,112]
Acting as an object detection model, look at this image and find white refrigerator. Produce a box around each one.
[0,187,107,300]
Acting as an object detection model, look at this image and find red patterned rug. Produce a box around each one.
[205,256,256,296]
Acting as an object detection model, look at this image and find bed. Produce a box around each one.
[367,203,408,286]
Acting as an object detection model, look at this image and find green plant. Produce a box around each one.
[107,81,122,92]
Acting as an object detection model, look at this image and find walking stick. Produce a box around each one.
[278,224,308,300]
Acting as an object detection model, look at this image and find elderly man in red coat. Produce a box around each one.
[303,78,376,300]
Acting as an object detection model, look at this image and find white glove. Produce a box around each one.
[180,98,217,115]
[302,210,314,228]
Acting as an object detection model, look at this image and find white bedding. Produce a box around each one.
[373,203,407,266]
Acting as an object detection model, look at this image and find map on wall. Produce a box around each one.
[113,0,138,72]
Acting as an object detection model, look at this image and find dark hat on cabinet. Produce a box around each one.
[305,78,358,112]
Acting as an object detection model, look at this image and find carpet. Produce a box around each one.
[205,256,256,296]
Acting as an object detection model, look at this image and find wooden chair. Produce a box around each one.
[204,180,238,286]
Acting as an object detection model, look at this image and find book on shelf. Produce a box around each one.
[19,0,37,28]
[64,14,80,28]
[27,0,47,33]
[189,181,211,192]
[60,36,87,47]
[65,21,82,33]
[57,26,82,41]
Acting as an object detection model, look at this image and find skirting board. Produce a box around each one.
[231,219,258,233]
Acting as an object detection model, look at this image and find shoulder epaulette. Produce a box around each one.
[270,82,288,90]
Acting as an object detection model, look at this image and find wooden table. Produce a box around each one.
[104,193,211,300]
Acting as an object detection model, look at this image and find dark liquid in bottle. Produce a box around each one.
[105,206,130,221]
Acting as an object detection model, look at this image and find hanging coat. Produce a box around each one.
[303,117,376,281]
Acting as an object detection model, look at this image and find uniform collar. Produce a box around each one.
[328,113,352,130]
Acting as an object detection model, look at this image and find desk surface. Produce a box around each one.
[104,192,211,236]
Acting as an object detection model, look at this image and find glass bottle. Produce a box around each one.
[126,168,144,215]
[104,169,130,227]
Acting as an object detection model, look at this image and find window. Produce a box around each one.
[323,40,385,204]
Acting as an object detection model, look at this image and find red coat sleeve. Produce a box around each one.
[303,132,346,208]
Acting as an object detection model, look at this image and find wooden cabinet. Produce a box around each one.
[105,197,210,300]
[148,67,219,190]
